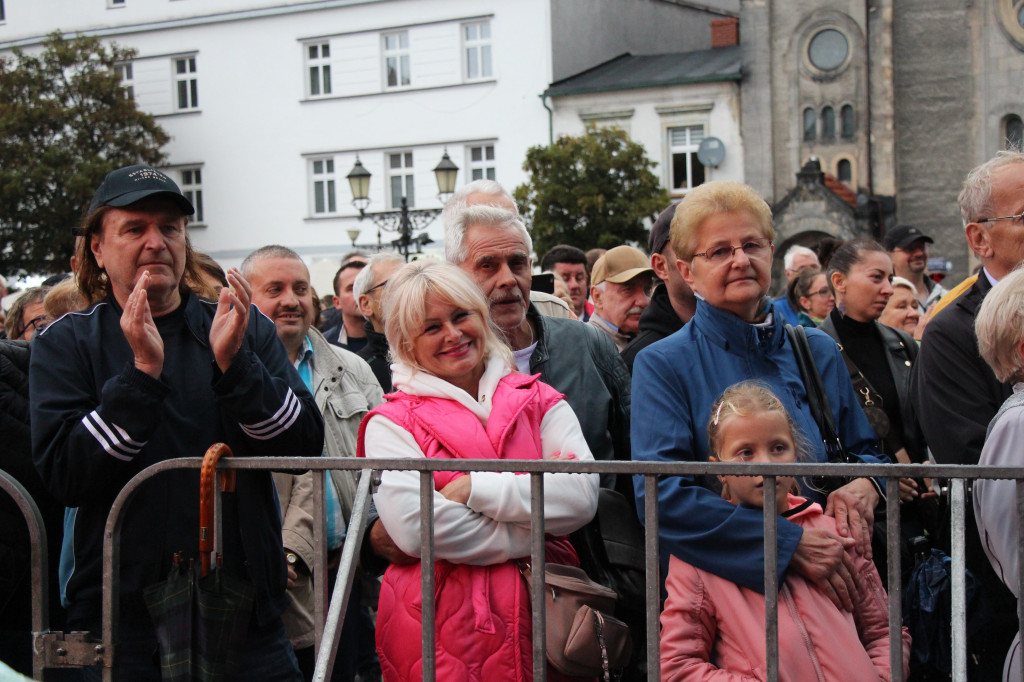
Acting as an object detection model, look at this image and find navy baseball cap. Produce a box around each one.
[649,203,679,256]
[89,164,195,215]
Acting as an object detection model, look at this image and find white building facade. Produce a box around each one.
[1,0,729,289]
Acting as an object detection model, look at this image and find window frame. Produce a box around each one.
[467,144,496,182]
[463,20,493,81]
[666,125,706,196]
[310,157,338,216]
[107,0,125,7]
[386,151,415,209]
[382,31,411,90]
[803,108,817,143]
[116,62,134,100]
[821,106,836,141]
[840,104,855,140]
[0,1,6,22]
[1003,114,1024,151]
[305,42,332,98]
[173,56,199,112]
[177,167,204,224]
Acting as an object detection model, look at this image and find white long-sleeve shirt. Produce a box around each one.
[363,356,599,565]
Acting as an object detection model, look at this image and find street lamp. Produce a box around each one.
[346,150,459,261]
[346,228,361,249]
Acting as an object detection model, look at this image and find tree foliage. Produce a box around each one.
[0,32,169,276]
[513,127,670,257]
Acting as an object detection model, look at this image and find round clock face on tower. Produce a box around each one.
[997,0,1024,50]
[807,28,850,72]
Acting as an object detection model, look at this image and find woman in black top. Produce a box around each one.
[818,238,934,585]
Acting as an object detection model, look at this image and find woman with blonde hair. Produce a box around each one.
[632,181,885,615]
[973,266,1024,681]
[357,260,598,681]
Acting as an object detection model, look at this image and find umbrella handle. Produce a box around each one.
[199,443,235,577]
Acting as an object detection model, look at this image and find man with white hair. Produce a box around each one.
[442,192,631,482]
[774,244,820,325]
[910,150,1024,678]
[352,252,404,393]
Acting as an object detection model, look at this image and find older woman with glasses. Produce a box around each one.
[632,181,885,613]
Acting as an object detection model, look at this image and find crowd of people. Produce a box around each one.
[1,150,1023,681]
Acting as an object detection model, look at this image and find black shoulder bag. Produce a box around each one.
[785,324,882,498]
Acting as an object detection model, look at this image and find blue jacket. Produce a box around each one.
[30,292,324,632]
[631,299,883,593]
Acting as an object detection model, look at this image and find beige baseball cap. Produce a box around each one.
[591,245,653,286]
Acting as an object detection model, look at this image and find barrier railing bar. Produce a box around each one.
[886,476,904,682]
[1018,480,1024,682]
[763,475,779,682]
[313,469,374,682]
[86,457,1024,681]
[951,479,967,680]
[644,474,660,680]
[419,470,436,680]
[0,470,50,681]
[530,472,547,682]
[311,470,327,667]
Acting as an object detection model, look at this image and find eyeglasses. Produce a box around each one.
[692,238,773,264]
[977,211,1024,225]
[19,315,50,338]
[364,279,389,295]
[807,288,831,298]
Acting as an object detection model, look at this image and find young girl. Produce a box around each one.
[659,382,910,681]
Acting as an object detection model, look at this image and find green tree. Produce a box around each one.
[0,32,169,276]
[513,127,669,257]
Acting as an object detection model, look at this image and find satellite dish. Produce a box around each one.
[697,137,726,168]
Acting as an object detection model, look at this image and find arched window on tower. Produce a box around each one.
[1004,114,1024,150]
[803,108,816,142]
[841,105,855,140]
[837,158,852,184]
[821,106,836,141]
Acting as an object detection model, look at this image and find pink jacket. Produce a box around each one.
[358,372,582,682]
[659,496,911,682]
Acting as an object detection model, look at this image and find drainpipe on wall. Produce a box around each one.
[539,93,553,145]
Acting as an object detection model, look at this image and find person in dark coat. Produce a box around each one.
[621,202,696,372]
[910,150,1024,679]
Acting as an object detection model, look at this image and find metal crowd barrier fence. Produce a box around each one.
[7,458,1024,681]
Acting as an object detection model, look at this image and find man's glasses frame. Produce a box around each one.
[977,211,1024,225]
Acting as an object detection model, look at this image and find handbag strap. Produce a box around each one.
[786,324,845,464]
[834,341,884,409]
[595,610,611,682]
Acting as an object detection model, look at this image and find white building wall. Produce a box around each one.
[549,81,745,201]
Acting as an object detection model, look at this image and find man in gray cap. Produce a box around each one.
[30,164,322,680]
[621,203,696,371]
[588,245,655,351]
[884,224,947,310]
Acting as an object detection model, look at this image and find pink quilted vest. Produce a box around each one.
[358,372,581,682]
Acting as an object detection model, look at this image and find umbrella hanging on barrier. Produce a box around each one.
[143,443,255,682]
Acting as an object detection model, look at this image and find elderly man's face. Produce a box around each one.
[980,163,1024,279]
[249,256,314,350]
[357,260,403,328]
[785,252,819,280]
[458,224,532,333]
[592,273,655,335]
[92,197,187,314]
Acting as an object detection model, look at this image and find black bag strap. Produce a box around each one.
[786,324,845,464]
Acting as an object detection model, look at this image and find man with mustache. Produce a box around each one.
[884,224,947,310]
[588,245,655,351]
[242,245,382,681]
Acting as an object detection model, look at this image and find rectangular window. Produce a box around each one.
[464,21,492,80]
[179,168,204,223]
[668,125,705,193]
[116,62,134,100]
[174,57,198,111]
[108,0,125,6]
[388,152,414,209]
[383,32,410,89]
[468,144,496,181]
[0,1,6,21]
[311,158,337,215]
[306,42,332,97]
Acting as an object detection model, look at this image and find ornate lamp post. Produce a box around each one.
[346,150,459,261]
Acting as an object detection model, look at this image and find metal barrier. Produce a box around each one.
[9,457,1024,681]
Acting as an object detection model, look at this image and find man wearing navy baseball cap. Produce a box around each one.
[29,164,323,679]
